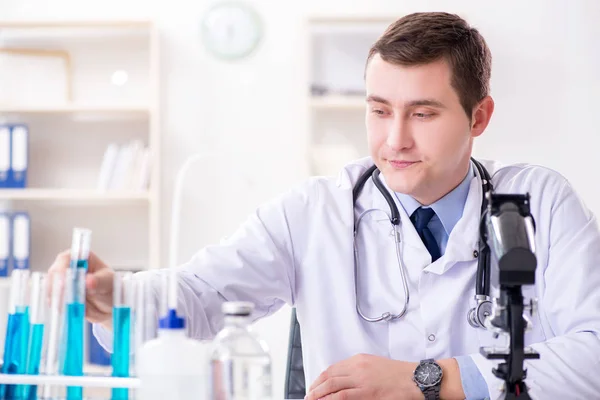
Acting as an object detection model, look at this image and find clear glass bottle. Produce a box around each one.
[210,302,272,400]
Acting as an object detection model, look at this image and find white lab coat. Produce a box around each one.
[96,157,600,399]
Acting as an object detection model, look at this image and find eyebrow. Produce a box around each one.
[366,95,446,109]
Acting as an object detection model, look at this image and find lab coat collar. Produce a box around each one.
[372,167,482,275]
[394,163,474,235]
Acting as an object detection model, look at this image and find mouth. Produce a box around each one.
[388,160,420,169]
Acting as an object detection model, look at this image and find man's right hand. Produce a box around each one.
[48,250,115,331]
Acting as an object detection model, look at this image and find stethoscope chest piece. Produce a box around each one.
[468,294,493,328]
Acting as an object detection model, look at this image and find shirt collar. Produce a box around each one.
[394,162,474,235]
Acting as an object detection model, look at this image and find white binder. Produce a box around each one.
[0,213,10,276]
[10,124,28,188]
[0,125,10,188]
[12,212,30,270]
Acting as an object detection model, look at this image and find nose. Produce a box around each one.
[386,116,413,152]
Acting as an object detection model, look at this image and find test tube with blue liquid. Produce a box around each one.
[112,271,134,400]
[0,269,30,398]
[62,228,92,400]
[24,272,47,400]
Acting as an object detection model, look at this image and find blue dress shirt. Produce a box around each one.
[394,163,490,400]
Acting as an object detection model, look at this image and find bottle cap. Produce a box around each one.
[222,301,254,317]
[158,308,185,329]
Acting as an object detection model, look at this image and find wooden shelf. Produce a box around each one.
[310,95,365,109]
[0,189,150,203]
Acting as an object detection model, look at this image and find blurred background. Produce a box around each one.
[0,0,598,397]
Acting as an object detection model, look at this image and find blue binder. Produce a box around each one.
[0,125,10,188]
[11,212,30,270]
[0,212,9,276]
[9,124,28,189]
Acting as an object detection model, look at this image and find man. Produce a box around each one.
[49,12,600,399]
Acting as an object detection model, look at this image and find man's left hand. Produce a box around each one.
[305,354,423,400]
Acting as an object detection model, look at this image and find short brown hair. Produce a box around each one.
[367,12,492,118]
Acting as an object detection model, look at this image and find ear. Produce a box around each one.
[470,96,495,138]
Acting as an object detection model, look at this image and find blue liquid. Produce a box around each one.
[70,259,88,270]
[0,307,30,399]
[63,302,85,400]
[25,323,44,400]
[111,306,131,400]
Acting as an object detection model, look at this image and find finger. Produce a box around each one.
[305,377,355,400]
[86,268,114,295]
[47,250,70,275]
[322,389,363,400]
[86,299,111,323]
[309,361,353,392]
[87,251,108,273]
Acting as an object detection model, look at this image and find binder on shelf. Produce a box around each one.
[0,212,9,276]
[97,141,151,192]
[12,212,30,270]
[0,125,10,188]
[10,124,28,189]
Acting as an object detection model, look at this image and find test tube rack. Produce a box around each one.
[0,372,140,389]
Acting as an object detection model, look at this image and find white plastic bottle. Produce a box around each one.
[137,271,208,400]
[210,302,272,400]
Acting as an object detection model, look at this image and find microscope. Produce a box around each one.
[480,193,539,400]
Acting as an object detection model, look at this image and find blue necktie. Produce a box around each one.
[410,207,441,262]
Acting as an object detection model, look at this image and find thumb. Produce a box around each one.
[86,268,114,295]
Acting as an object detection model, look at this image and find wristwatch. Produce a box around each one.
[413,359,443,400]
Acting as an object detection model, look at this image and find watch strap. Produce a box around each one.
[422,385,440,400]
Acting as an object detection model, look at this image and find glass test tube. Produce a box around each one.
[132,275,158,372]
[43,272,65,400]
[63,228,92,400]
[24,272,47,400]
[112,271,134,400]
[0,269,31,399]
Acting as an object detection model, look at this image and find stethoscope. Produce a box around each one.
[352,157,493,329]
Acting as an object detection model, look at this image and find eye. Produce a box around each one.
[413,112,433,119]
[371,109,385,115]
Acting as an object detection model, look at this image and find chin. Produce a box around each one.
[382,175,417,195]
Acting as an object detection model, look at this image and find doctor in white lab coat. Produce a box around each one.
[49,12,600,400]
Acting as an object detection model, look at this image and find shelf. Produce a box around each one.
[308,15,395,24]
[310,95,366,109]
[0,20,152,41]
[0,189,150,203]
[0,105,150,118]
[0,21,152,29]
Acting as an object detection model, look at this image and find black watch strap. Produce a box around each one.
[422,385,440,400]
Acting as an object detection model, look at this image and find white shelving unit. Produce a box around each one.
[306,16,393,176]
[0,189,150,202]
[0,20,161,271]
[0,105,150,116]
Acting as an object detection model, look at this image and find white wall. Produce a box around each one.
[2,0,600,398]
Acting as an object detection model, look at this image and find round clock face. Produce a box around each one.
[201,2,263,60]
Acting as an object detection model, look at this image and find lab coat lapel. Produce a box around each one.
[371,167,483,275]
[370,174,431,265]
[427,172,482,274]
[370,176,425,247]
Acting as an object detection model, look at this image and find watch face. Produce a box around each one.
[414,362,443,387]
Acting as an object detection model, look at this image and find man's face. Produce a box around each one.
[365,55,484,205]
